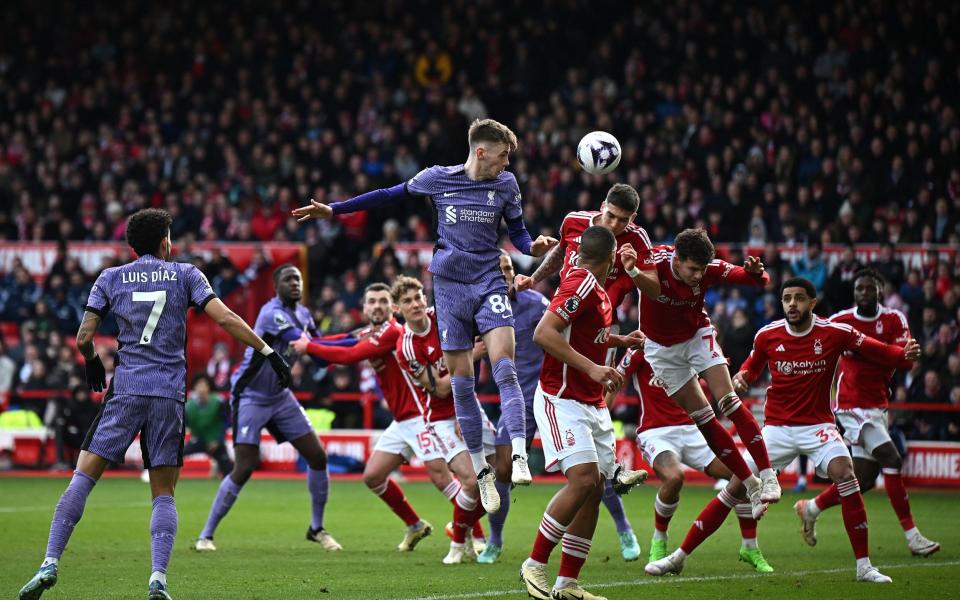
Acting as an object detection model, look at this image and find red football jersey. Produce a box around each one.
[640,246,770,346]
[306,319,424,421]
[740,318,906,426]
[395,308,456,422]
[539,267,613,405]
[830,307,912,410]
[558,211,654,307]
[617,347,694,433]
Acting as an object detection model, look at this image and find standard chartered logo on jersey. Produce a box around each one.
[444,206,497,224]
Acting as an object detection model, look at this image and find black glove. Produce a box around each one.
[267,351,292,389]
[85,355,106,392]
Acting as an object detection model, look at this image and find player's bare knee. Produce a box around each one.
[664,468,684,492]
[362,469,385,489]
[231,466,254,486]
[306,453,327,471]
[567,468,601,496]
[875,446,902,470]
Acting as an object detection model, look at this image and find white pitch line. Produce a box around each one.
[400,559,960,600]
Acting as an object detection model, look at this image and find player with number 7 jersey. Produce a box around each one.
[19,209,291,600]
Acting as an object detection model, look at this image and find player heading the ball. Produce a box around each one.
[293,118,558,512]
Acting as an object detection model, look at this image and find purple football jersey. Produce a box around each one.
[231,297,315,404]
[85,255,216,401]
[512,289,548,401]
[406,165,523,284]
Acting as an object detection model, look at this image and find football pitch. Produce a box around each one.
[1,477,957,599]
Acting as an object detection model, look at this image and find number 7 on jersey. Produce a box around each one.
[132,290,167,344]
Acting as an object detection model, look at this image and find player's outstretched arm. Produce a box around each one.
[516,243,565,292]
[292,183,411,223]
[290,331,388,365]
[618,243,661,297]
[533,312,623,393]
[76,310,106,392]
[851,334,922,367]
[204,298,291,387]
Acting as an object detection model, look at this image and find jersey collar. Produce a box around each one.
[853,306,882,322]
[783,318,815,337]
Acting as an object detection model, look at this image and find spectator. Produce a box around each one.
[823,244,864,315]
[183,375,233,478]
[206,343,233,391]
[791,241,827,294]
[0,339,16,395]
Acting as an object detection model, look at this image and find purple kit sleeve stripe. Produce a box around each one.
[278,327,304,343]
[330,183,410,215]
[505,215,533,254]
[309,337,360,347]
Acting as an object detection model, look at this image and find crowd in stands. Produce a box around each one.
[1,0,959,446]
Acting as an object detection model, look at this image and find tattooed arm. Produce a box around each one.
[76,311,102,360]
[515,243,565,292]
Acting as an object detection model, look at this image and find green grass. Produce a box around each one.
[1,476,957,599]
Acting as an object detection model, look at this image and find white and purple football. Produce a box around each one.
[576,131,622,175]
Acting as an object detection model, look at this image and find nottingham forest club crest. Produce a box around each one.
[813,338,823,355]
[876,321,884,334]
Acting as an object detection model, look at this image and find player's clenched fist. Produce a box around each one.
[589,365,624,393]
[514,274,534,292]
[902,338,922,361]
[530,235,559,257]
[291,198,334,222]
[732,371,750,395]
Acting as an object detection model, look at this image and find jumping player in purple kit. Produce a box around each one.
[18,209,292,600]
[192,264,342,552]
[293,118,558,512]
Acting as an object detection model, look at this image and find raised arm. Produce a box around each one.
[708,256,770,288]
[292,183,411,223]
[618,243,661,297]
[515,243,565,292]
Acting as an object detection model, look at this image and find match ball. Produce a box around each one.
[576,131,622,175]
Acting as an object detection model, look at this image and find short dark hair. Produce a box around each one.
[578,225,616,264]
[853,267,885,288]
[674,228,715,266]
[781,277,817,298]
[364,282,392,298]
[605,183,639,214]
[272,263,299,287]
[125,209,172,257]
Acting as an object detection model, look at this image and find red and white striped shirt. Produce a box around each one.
[395,308,456,422]
[639,246,769,346]
[539,267,613,405]
[558,210,654,307]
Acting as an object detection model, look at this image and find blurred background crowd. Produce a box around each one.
[1,0,958,451]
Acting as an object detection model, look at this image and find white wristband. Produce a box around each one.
[626,266,641,278]
[258,344,275,356]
